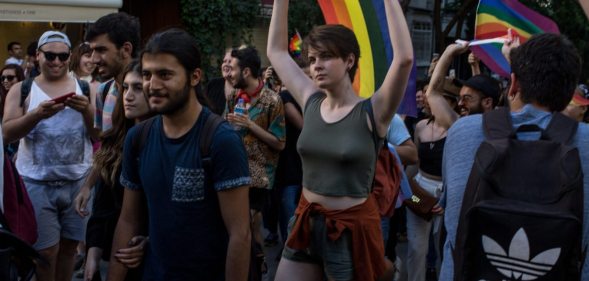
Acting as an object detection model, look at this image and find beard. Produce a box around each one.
[148,82,192,115]
[232,73,248,89]
[460,103,485,116]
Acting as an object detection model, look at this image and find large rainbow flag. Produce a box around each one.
[317,0,417,117]
[472,0,560,77]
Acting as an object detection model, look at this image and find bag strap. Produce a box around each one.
[543,112,577,144]
[101,79,115,104]
[131,117,157,160]
[484,107,578,144]
[77,78,90,98]
[199,113,224,162]
[362,99,383,154]
[482,106,514,140]
[20,78,34,107]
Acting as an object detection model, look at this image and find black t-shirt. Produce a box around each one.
[275,90,303,187]
[204,77,227,115]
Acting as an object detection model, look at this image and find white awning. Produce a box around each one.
[0,0,122,23]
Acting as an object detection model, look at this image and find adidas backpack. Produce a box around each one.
[453,107,584,281]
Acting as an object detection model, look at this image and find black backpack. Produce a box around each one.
[20,77,90,107]
[453,107,584,281]
[0,212,42,281]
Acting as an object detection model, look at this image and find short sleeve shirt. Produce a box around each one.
[120,108,251,279]
[387,114,411,146]
[227,87,286,189]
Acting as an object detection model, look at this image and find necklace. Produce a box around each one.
[429,123,446,150]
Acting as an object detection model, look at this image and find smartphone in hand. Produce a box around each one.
[51,92,76,104]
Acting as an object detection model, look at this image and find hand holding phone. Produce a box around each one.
[51,92,75,104]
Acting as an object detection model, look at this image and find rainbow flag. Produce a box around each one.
[472,0,560,77]
[317,0,417,117]
[289,30,303,57]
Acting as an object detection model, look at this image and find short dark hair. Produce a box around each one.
[302,25,360,82]
[231,47,261,79]
[26,41,37,56]
[141,28,202,78]
[510,33,581,112]
[7,41,20,52]
[85,12,141,58]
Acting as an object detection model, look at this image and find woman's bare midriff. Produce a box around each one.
[418,169,442,182]
[302,187,367,210]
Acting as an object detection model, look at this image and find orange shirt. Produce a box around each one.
[286,194,386,281]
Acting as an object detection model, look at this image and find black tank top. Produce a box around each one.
[418,137,446,177]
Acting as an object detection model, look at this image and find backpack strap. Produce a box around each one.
[20,78,34,107]
[101,79,115,104]
[199,113,224,168]
[20,78,90,107]
[543,112,577,144]
[482,106,514,140]
[362,98,383,154]
[131,117,157,160]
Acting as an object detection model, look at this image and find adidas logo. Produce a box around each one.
[482,228,560,281]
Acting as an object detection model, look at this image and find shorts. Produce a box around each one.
[282,214,354,281]
[24,177,90,250]
[249,188,269,212]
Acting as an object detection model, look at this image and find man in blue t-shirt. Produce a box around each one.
[439,33,589,280]
[107,29,252,281]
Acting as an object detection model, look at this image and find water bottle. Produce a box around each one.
[233,98,247,129]
[234,98,247,115]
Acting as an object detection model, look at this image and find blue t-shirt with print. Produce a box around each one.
[120,108,251,280]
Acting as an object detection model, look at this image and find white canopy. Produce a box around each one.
[0,0,122,22]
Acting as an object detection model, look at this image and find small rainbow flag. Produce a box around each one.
[317,0,417,117]
[472,0,560,77]
[289,30,303,57]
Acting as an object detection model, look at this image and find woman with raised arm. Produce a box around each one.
[267,0,413,280]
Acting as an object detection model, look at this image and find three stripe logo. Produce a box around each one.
[482,228,560,281]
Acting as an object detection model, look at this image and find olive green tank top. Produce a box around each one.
[297,92,377,198]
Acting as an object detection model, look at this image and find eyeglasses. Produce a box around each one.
[458,94,481,103]
[39,50,70,62]
[0,75,16,81]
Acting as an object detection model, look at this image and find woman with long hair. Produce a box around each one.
[267,0,413,280]
[75,59,152,281]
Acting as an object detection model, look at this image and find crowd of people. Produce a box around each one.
[0,1,588,281]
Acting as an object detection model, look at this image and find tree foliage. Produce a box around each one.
[180,0,259,80]
[287,0,325,38]
[519,0,589,81]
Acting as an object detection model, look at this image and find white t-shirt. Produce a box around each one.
[5,57,23,66]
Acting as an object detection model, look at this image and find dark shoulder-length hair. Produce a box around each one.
[93,59,153,187]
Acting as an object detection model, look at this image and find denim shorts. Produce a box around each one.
[249,188,269,212]
[282,214,354,281]
[24,177,89,250]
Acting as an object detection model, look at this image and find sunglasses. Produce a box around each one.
[0,75,16,81]
[40,50,70,62]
